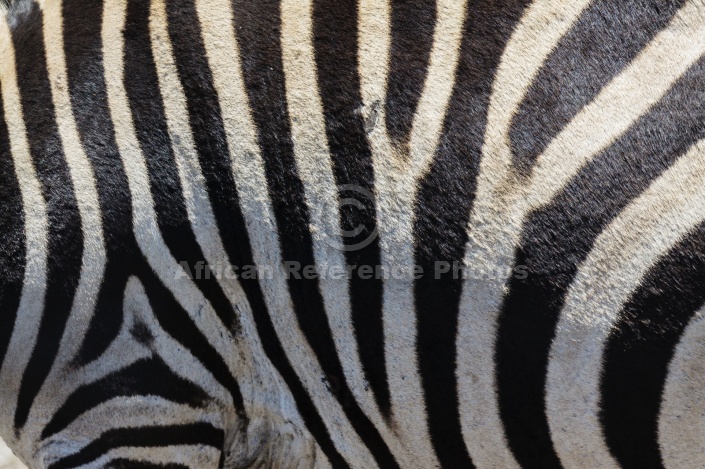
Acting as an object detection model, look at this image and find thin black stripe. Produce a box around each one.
[311,0,389,418]
[510,0,685,174]
[385,0,436,144]
[495,54,705,469]
[233,1,399,467]
[0,85,26,373]
[42,357,210,440]
[48,423,224,469]
[11,3,84,432]
[601,222,705,469]
[413,1,529,467]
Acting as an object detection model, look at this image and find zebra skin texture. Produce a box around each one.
[2,0,705,467]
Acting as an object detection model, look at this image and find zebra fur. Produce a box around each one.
[2,0,705,467]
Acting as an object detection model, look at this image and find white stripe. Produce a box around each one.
[78,444,221,469]
[280,0,384,438]
[195,0,375,466]
[46,396,222,468]
[546,137,705,468]
[659,305,705,469]
[193,0,323,457]
[25,0,109,445]
[358,0,465,463]
[0,16,49,457]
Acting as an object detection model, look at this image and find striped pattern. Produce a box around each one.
[1,0,705,467]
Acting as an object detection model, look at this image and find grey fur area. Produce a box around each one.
[1,0,34,28]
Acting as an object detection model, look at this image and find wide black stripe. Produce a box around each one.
[510,0,685,174]
[311,0,389,417]
[61,0,135,366]
[385,0,436,144]
[11,3,84,432]
[42,357,210,440]
[48,423,224,469]
[233,1,399,467]
[0,86,26,372]
[601,222,705,468]
[495,55,705,469]
[413,1,530,467]
[123,0,240,339]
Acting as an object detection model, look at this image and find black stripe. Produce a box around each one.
[495,54,705,469]
[0,86,26,372]
[510,0,685,174]
[413,1,530,467]
[233,1,399,467]
[385,0,436,144]
[47,423,224,469]
[42,357,210,440]
[11,3,84,432]
[107,460,189,469]
[601,222,705,468]
[311,0,389,418]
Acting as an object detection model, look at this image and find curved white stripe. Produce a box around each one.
[196,0,355,465]
[659,305,705,469]
[48,397,223,456]
[528,0,705,207]
[546,137,705,468]
[280,0,374,423]
[78,445,221,469]
[150,5,322,460]
[45,397,223,469]
[0,17,49,457]
[358,1,465,463]
[280,0,440,465]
